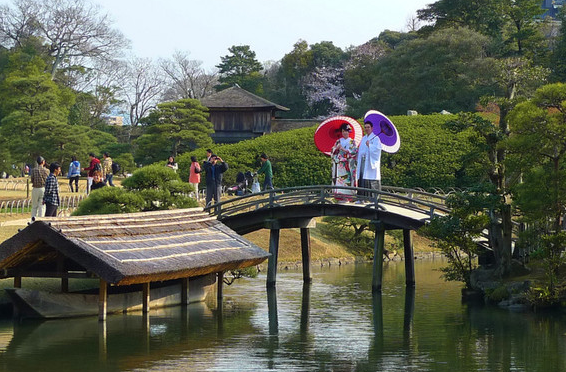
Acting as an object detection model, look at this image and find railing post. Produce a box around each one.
[269,190,274,207]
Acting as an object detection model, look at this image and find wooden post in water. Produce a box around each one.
[58,255,68,293]
[403,229,416,287]
[181,277,189,305]
[217,271,224,303]
[265,220,280,287]
[371,221,385,292]
[98,279,107,322]
[142,282,150,313]
[300,228,312,283]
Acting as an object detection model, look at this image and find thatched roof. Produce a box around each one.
[0,208,269,285]
[200,86,289,111]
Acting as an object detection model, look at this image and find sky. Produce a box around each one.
[92,0,433,70]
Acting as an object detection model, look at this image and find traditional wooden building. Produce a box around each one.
[0,208,269,319]
[200,85,289,143]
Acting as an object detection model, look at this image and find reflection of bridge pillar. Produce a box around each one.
[265,220,280,287]
[300,283,311,340]
[267,286,278,335]
[403,229,416,287]
[403,287,415,349]
[371,221,385,292]
[300,228,312,283]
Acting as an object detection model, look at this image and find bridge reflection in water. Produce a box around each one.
[205,185,451,291]
[264,283,416,367]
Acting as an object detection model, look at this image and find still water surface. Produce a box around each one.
[0,260,565,372]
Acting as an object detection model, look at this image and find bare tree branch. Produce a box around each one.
[159,50,218,101]
[121,57,164,126]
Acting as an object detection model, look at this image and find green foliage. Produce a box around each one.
[216,45,264,93]
[134,98,213,164]
[348,27,500,117]
[384,114,482,189]
[530,233,566,294]
[177,126,331,188]
[223,266,259,285]
[525,285,562,309]
[122,164,184,189]
[417,0,547,58]
[176,114,481,190]
[74,164,197,216]
[72,187,145,215]
[485,285,511,303]
[508,83,566,231]
[113,152,135,175]
[420,190,491,288]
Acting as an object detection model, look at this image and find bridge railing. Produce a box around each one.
[204,185,451,220]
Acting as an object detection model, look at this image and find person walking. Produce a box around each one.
[102,152,115,187]
[30,156,49,218]
[83,153,101,194]
[356,120,382,201]
[203,154,228,206]
[189,156,201,201]
[43,162,61,217]
[257,153,274,191]
[67,156,81,192]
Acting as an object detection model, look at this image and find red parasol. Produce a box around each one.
[314,116,363,156]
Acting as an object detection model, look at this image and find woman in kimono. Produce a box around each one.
[331,123,358,200]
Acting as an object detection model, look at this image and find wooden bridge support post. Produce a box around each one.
[300,228,312,283]
[217,271,224,304]
[142,282,150,313]
[181,277,189,305]
[371,221,385,292]
[403,229,416,287]
[266,220,280,288]
[98,279,107,322]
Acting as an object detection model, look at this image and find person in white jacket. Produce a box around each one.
[356,120,382,200]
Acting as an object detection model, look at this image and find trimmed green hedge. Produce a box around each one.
[176,114,481,190]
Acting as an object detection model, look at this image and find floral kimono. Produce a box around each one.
[331,137,358,199]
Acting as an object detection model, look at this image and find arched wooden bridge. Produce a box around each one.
[204,185,506,291]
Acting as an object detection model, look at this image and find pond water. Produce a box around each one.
[0,260,565,372]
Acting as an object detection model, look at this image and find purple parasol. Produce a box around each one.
[364,110,400,153]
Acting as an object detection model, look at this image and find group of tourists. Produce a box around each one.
[30,152,117,219]
[82,152,115,194]
[30,157,61,218]
[171,148,273,207]
[331,119,382,201]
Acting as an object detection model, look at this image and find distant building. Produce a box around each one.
[542,0,564,18]
[199,86,289,144]
[102,115,123,126]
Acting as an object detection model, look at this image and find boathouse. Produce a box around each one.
[200,85,289,143]
[0,208,269,319]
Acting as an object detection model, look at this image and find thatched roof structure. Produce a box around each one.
[200,86,289,111]
[0,208,269,286]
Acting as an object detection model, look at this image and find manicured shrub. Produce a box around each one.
[73,164,197,216]
[177,114,481,190]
